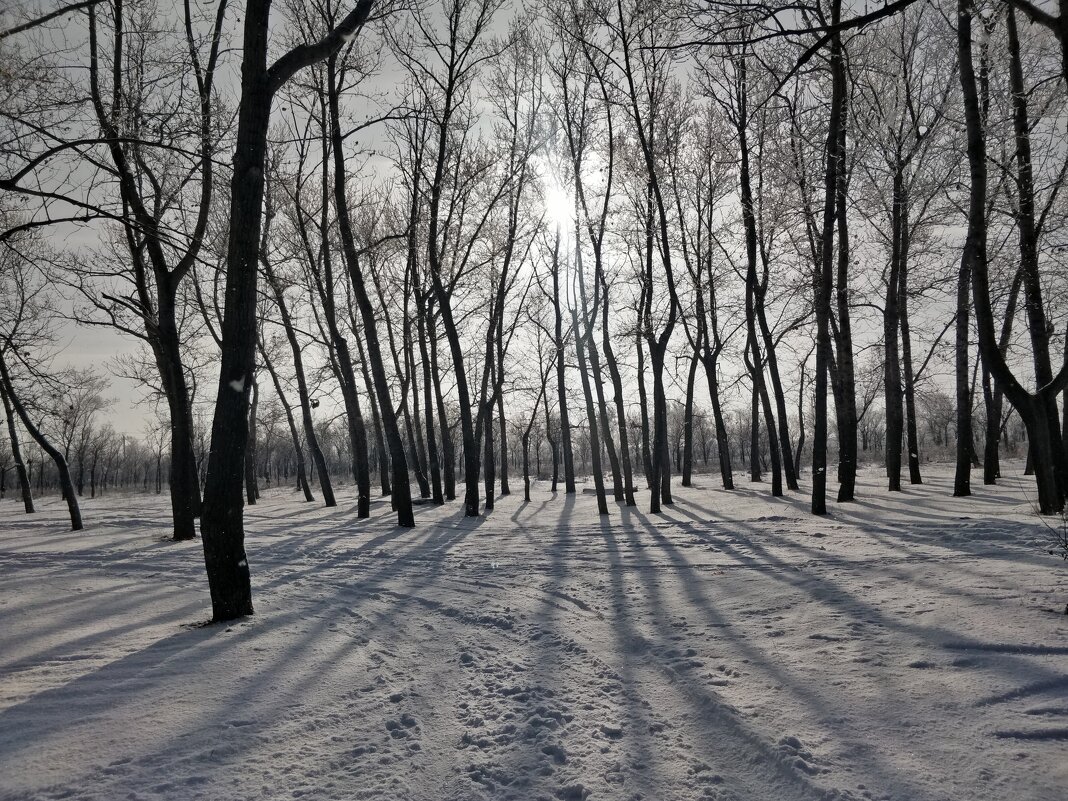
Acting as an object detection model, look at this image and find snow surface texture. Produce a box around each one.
[0,462,1066,801]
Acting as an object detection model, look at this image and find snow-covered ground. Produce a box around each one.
[0,462,1065,801]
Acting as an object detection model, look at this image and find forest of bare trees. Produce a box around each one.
[2,0,1067,621]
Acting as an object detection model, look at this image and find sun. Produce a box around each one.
[542,178,574,232]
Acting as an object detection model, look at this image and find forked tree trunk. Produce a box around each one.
[958,0,1066,514]
[199,0,377,621]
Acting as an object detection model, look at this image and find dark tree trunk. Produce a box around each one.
[958,1,1065,514]
[260,343,314,503]
[335,335,372,516]
[154,313,202,540]
[403,306,432,500]
[757,301,797,491]
[1006,9,1068,502]
[953,224,973,498]
[418,297,444,504]
[0,380,34,513]
[199,0,377,621]
[833,98,858,504]
[812,0,845,516]
[550,232,576,495]
[522,431,532,502]
[573,309,608,515]
[884,169,905,492]
[648,342,673,509]
[264,263,335,507]
[428,313,456,500]
[635,331,654,492]
[0,355,81,530]
[701,352,734,490]
[900,276,923,485]
[329,57,413,527]
[682,354,697,487]
[749,379,761,483]
[588,332,622,501]
[353,330,390,500]
[600,279,636,505]
[245,373,259,505]
[483,394,495,511]
[496,314,510,497]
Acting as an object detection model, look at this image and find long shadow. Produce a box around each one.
[683,505,1068,714]
[608,501,837,799]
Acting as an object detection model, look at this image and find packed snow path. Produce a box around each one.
[1,463,1066,801]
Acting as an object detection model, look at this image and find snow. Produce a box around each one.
[1,462,1066,801]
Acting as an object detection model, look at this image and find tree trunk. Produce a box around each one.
[682,354,697,487]
[953,230,973,498]
[335,335,372,516]
[265,265,335,507]
[0,379,34,513]
[958,0,1065,514]
[0,354,81,530]
[261,343,314,503]
[833,95,858,504]
[154,311,202,540]
[573,309,608,515]
[496,314,510,497]
[245,372,259,505]
[701,352,734,490]
[635,331,654,492]
[329,58,412,526]
[756,301,797,491]
[200,0,377,621]
[647,341,672,510]
[884,169,905,491]
[428,312,456,500]
[600,279,635,505]
[812,0,845,516]
[483,393,496,511]
[551,232,576,495]
[418,297,444,504]
[900,277,923,484]
[749,378,761,483]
